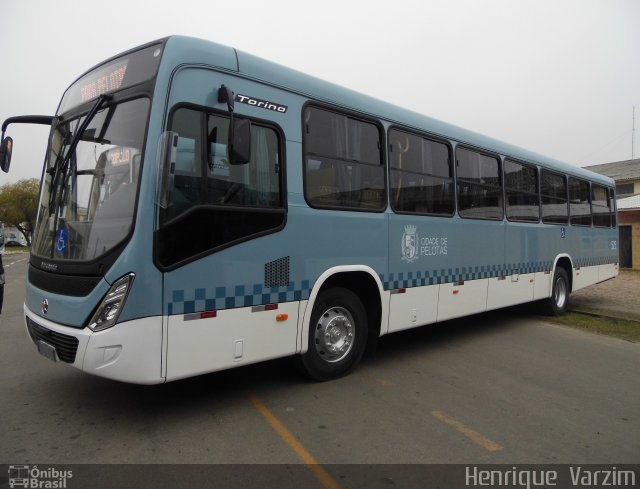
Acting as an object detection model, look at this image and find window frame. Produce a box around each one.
[154,102,288,271]
[540,168,569,225]
[302,102,387,213]
[503,158,540,223]
[387,125,455,217]
[568,176,592,227]
[591,182,614,228]
[455,145,504,221]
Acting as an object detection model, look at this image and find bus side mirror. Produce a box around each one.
[229,118,251,165]
[0,137,13,173]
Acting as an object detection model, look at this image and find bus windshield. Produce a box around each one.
[32,97,150,261]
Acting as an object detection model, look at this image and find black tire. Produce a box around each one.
[544,267,570,316]
[299,287,368,381]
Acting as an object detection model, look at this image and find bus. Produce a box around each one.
[0,36,618,384]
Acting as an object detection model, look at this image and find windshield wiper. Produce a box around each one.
[58,94,112,176]
[48,94,112,258]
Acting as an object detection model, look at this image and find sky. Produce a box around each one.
[1,0,639,185]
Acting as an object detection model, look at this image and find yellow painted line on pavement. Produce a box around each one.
[431,410,503,452]
[248,392,342,489]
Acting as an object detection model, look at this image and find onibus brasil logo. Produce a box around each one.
[8,465,73,488]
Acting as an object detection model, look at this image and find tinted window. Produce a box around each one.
[389,129,454,216]
[541,170,568,224]
[157,107,285,268]
[592,184,612,228]
[456,147,502,220]
[504,160,539,222]
[569,177,592,226]
[304,106,384,210]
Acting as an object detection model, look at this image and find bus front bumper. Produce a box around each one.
[24,305,165,385]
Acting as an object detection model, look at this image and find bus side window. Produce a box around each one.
[592,183,612,228]
[568,177,592,227]
[456,147,502,220]
[303,106,384,211]
[541,169,569,225]
[389,129,454,216]
[504,160,539,223]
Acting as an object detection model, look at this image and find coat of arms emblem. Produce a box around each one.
[401,225,418,263]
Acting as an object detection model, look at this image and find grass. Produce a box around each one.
[3,245,30,253]
[540,308,640,343]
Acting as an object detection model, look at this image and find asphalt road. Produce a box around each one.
[1,253,639,478]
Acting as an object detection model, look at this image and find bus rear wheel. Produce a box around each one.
[299,287,367,381]
[545,267,570,316]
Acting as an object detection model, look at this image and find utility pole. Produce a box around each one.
[633,106,636,159]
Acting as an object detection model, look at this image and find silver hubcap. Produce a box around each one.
[314,306,355,363]
[554,277,567,309]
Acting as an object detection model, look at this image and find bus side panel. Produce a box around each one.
[571,225,618,290]
[533,271,552,301]
[599,262,618,283]
[596,226,619,283]
[495,221,541,309]
[388,285,439,333]
[569,224,594,291]
[437,279,489,322]
[166,302,300,381]
[573,265,599,292]
[388,216,504,329]
[486,272,535,311]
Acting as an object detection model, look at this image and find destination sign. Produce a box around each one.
[58,43,163,114]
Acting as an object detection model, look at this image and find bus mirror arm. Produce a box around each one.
[218,84,251,165]
[0,115,54,173]
[218,85,234,113]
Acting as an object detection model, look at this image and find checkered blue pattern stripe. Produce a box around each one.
[383,262,554,290]
[168,258,617,315]
[168,280,311,315]
[575,256,616,268]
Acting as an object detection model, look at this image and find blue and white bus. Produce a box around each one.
[0,36,618,384]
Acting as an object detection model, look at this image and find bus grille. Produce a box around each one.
[26,317,79,363]
[265,256,290,288]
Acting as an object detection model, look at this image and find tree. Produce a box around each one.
[0,178,39,246]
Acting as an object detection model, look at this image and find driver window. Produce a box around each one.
[157,105,285,268]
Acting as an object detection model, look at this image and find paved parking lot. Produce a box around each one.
[1,254,639,488]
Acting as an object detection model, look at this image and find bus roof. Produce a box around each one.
[164,35,613,187]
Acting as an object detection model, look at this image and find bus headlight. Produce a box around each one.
[88,273,135,332]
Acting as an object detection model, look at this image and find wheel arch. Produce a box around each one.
[298,266,387,354]
[552,254,574,294]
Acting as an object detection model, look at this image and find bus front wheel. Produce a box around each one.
[299,287,368,381]
[545,267,570,316]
